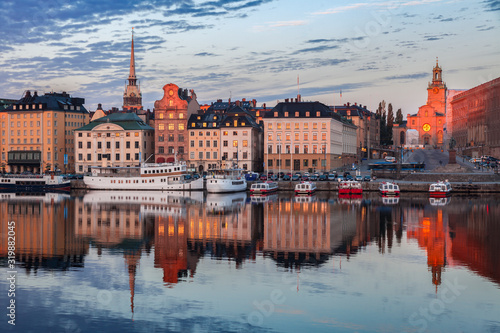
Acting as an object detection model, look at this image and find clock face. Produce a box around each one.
[423,123,431,132]
[169,89,174,96]
[433,87,439,94]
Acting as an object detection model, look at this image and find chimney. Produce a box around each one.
[97,103,103,110]
[252,99,256,106]
[263,103,266,108]
[354,102,357,106]
[236,100,240,106]
[33,91,38,97]
[347,102,350,106]
[242,98,246,102]
[297,94,301,102]
[285,98,289,103]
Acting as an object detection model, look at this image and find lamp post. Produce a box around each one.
[278,136,281,180]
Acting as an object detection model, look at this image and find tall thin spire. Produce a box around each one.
[129,28,136,81]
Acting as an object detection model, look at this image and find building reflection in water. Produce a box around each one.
[0,192,88,273]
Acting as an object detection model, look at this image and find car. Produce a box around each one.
[292,174,300,181]
[345,175,354,181]
[355,175,363,181]
[328,174,336,181]
[363,175,371,182]
[309,174,318,181]
[259,174,268,181]
[193,173,201,179]
[319,174,327,181]
[304,172,310,177]
[301,175,309,181]
[343,171,351,178]
[337,175,344,182]
[270,174,278,181]
[282,174,291,181]
[184,174,192,180]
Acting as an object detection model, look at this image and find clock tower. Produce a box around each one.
[426,57,447,108]
[123,29,143,112]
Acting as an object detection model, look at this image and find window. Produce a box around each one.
[87,142,91,149]
[86,154,91,161]
[313,133,317,141]
[286,123,290,130]
[213,141,218,148]
[223,152,228,160]
[159,124,164,130]
[190,140,194,147]
[116,154,120,161]
[135,142,139,148]
[306,111,310,117]
[277,123,281,130]
[213,151,218,159]
[304,146,308,154]
[304,133,309,141]
[178,134,184,142]
[233,131,237,136]
[303,159,308,167]
[168,146,174,154]
[190,152,195,159]
[322,123,326,129]
[295,133,299,141]
[168,124,174,131]
[98,142,102,149]
[106,142,111,149]
[295,112,299,117]
[116,142,120,149]
[268,133,273,141]
[78,154,83,161]
[312,159,317,167]
[243,140,248,147]
[135,153,139,161]
[233,140,238,147]
[313,123,317,129]
[179,113,184,119]
[233,152,238,159]
[126,141,130,148]
[295,145,299,154]
[190,132,194,136]
[268,159,273,167]
[304,123,308,129]
[159,113,164,119]
[199,152,203,159]
[168,134,175,142]
[223,131,228,136]
[178,123,185,130]
[223,140,228,147]
[286,145,290,153]
[206,140,210,147]
[206,152,210,159]
[78,142,83,149]
[286,133,290,141]
[178,147,184,154]
[199,140,203,147]
[313,145,317,154]
[268,145,272,154]
[126,153,131,160]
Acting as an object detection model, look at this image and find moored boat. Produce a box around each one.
[379,182,400,196]
[429,180,452,197]
[338,180,363,195]
[250,181,278,195]
[83,161,203,191]
[294,181,317,195]
[205,168,247,193]
[0,173,70,192]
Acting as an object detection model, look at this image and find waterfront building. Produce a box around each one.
[333,102,380,160]
[154,84,199,163]
[187,105,263,172]
[262,98,357,174]
[73,112,154,173]
[451,77,500,158]
[407,60,447,147]
[0,90,89,174]
[0,98,16,111]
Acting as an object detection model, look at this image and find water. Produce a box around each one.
[1,190,499,333]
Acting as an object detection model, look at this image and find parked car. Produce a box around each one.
[319,174,327,181]
[363,175,371,182]
[328,173,337,181]
[282,174,291,181]
[337,175,344,182]
[193,173,201,179]
[292,174,301,181]
[270,174,278,181]
[259,174,268,181]
[184,174,192,180]
[309,174,318,181]
[355,175,363,181]
[301,175,309,181]
[345,175,354,181]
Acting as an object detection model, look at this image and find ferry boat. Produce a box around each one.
[429,180,452,197]
[379,182,400,196]
[205,168,247,193]
[83,161,204,191]
[294,181,317,195]
[0,173,70,192]
[250,181,278,195]
[338,180,363,195]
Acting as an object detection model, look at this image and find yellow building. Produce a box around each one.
[0,91,89,173]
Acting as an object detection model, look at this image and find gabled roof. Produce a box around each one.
[75,112,153,131]
[264,101,343,122]
[2,91,88,113]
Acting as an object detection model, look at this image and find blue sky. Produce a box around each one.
[0,0,498,116]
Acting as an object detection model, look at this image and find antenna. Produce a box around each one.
[297,74,300,96]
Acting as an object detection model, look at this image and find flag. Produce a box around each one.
[340,89,342,98]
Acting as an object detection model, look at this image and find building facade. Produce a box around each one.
[451,77,500,158]
[407,60,447,147]
[0,91,89,174]
[154,84,199,163]
[262,100,357,174]
[74,112,154,173]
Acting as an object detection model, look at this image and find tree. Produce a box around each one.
[395,108,403,125]
[387,103,394,144]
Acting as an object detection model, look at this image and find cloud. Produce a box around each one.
[313,0,445,15]
[476,25,495,31]
[483,0,500,11]
[293,45,339,54]
[253,20,307,31]
[384,72,428,80]
[194,52,218,57]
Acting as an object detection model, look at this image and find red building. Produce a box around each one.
[407,60,447,147]
[451,77,500,158]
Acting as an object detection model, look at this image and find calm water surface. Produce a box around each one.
[1,190,499,333]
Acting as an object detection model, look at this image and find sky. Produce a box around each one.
[0,0,499,117]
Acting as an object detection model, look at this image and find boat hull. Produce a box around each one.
[206,179,247,193]
[84,176,204,191]
[0,182,71,192]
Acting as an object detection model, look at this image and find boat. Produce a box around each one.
[83,161,204,191]
[379,182,400,196]
[429,180,452,197]
[294,181,317,195]
[205,168,247,193]
[250,181,278,195]
[338,180,363,195]
[0,173,71,192]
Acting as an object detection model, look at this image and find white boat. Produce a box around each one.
[0,173,70,191]
[429,180,452,197]
[83,161,204,191]
[250,181,278,195]
[338,180,363,195]
[379,182,400,196]
[294,181,317,195]
[205,168,247,193]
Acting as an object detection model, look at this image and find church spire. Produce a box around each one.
[129,28,136,82]
[123,28,143,111]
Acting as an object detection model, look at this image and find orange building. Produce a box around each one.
[407,60,447,147]
[154,84,199,163]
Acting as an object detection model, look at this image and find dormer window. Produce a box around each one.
[39,104,42,109]
[295,111,299,117]
[316,111,320,117]
[306,111,310,117]
[285,112,288,117]
[19,105,23,110]
[13,105,16,110]
[274,112,278,117]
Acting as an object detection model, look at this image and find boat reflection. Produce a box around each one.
[250,193,278,204]
[293,193,317,203]
[338,193,363,205]
[382,195,400,205]
[429,196,451,206]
